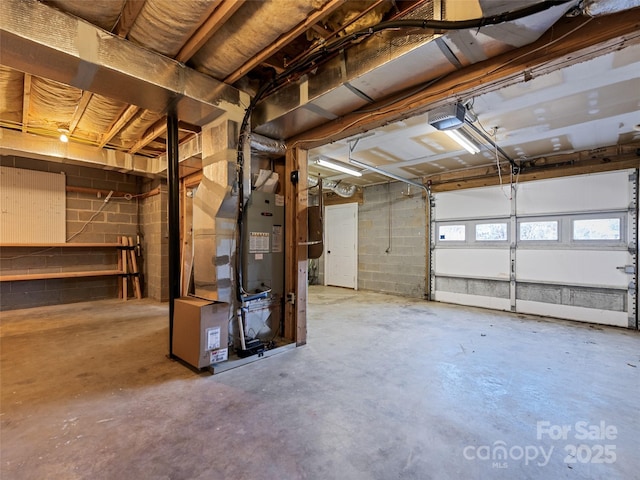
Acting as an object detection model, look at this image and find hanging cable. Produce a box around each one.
[234,0,573,301]
[386,182,392,253]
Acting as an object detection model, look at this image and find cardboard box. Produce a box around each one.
[173,297,229,369]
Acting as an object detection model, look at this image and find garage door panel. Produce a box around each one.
[516,250,630,288]
[431,169,637,328]
[516,283,626,311]
[517,300,629,327]
[434,291,512,311]
[517,170,633,215]
[434,186,511,220]
[434,249,510,279]
[436,277,510,297]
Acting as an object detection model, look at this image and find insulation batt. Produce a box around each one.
[44,0,125,31]
[190,0,328,79]
[76,95,128,145]
[116,109,164,148]
[29,78,81,130]
[0,66,24,124]
[128,0,216,57]
[308,2,392,40]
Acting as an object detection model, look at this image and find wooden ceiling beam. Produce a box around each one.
[99,105,140,148]
[128,116,167,154]
[285,0,387,68]
[224,0,348,84]
[310,24,331,39]
[177,121,201,133]
[113,0,147,38]
[428,143,640,192]
[21,73,31,133]
[68,91,93,134]
[288,9,640,150]
[105,0,229,150]
[175,0,246,63]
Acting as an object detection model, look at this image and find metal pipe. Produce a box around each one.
[349,158,427,192]
[464,120,518,171]
[167,113,180,358]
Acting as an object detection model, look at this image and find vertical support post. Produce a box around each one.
[284,146,308,345]
[167,113,180,357]
[424,187,431,300]
[509,182,517,312]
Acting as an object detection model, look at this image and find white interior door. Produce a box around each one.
[325,203,358,289]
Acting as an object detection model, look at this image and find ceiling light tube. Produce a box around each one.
[444,129,480,154]
[316,158,362,177]
[349,158,426,191]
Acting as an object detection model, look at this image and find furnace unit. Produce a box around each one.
[237,191,285,349]
[242,191,284,296]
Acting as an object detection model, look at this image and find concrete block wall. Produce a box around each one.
[139,179,169,302]
[358,182,426,298]
[1,155,140,310]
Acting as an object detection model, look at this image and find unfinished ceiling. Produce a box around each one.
[0,0,639,182]
[309,43,640,186]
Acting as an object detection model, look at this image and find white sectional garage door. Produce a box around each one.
[431,169,638,329]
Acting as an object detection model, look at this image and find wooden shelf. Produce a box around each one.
[1,244,126,282]
[0,270,125,282]
[0,243,123,248]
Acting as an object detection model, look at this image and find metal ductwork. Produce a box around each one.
[250,132,286,158]
[252,0,578,139]
[0,128,153,174]
[192,117,248,304]
[309,177,357,198]
[332,183,357,198]
[154,130,285,175]
[583,0,640,16]
[0,0,246,126]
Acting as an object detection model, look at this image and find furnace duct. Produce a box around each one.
[192,117,249,303]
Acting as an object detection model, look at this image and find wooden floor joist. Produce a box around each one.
[426,143,640,192]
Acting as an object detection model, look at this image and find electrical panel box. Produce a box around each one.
[173,297,229,369]
[242,192,285,295]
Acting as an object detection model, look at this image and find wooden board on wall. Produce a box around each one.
[323,189,363,206]
[0,166,65,243]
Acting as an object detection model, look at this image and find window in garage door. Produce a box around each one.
[430,169,638,329]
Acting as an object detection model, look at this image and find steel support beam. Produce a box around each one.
[167,113,181,358]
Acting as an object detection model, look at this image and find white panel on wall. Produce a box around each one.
[434,248,510,279]
[0,166,65,243]
[517,170,633,215]
[516,249,630,288]
[434,291,512,311]
[434,186,511,220]
[516,301,628,328]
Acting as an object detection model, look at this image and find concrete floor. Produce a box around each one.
[1,286,639,480]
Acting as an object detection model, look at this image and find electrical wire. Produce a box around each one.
[386,182,392,253]
[66,191,114,242]
[234,0,574,301]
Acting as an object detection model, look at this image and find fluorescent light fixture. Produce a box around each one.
[444,129,480,154]
[349,158,426,191]
[316,158,362,177]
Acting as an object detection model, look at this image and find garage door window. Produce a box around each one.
[573,218,621,241]
[476,223,508,241]
[439,224,465,241]
[520,221,558,241]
